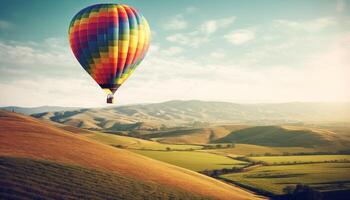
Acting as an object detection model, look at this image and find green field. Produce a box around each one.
[86,132,201,150]
[249,155,350,165]
[0,156,209,200]
[221,163,350,195]
[131,150,247,171]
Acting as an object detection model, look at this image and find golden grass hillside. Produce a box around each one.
[149,125,248,144]
[0,156,209,200]
[85,131,201,150]
[0,110,263,200]
[214,125,350,148]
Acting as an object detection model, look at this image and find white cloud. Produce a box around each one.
[162,46,184,56]
[0,38,83,92]
[240,39,298,66]
[336,0,346,12]
[200,17,236,35]
[0,38,107,107]
[274,17,337,32]
[185,6,197,13]
[210,51,225,59]
[166,31,208,47]
[163,6,199,30]
[166,33,189,45]
[1,31,349,107]
[254,34,350,102]
[0,38,73,66]
[224,29,255,45]
[0,20,12,30]
[163,15,187,30]
[129,32,350,104]
[166,16,236,47]
[0,78,104,107]
[148,44,160,55]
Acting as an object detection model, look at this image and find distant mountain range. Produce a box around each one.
[0,106,81,115]
[30,100,350,131]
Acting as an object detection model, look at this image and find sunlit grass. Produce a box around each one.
[0,156,210,200]
[131,150,247,171]
[249,155,350,164]
[86,132,202,150]
[221,163,350,195]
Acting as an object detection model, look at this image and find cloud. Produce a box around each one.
[200,17,236,35]
[163,15,187,30]
[1,20,349,107]
[254,33,350,102]
[149,39,345,101]
[210,51,225,59]
[0,20,12,30]
[163,6,199,30]
[166,31,208,47]
[135,31,350,104]
[336,0,346,12]
[274,17,336,32]
[0,78,103,107]
[166,16,236,47]
[0,37,82,84]
[224,29,255,45]
[148,44,160,55]
[0,38,72,66]
[0,38,106,107]
[239,39,298,66]
[162,46,184,56]
[185,6,197,13]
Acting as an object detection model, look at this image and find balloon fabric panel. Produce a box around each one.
[68,4,150,94]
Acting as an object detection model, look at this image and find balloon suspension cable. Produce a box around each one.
[107,94,114,104]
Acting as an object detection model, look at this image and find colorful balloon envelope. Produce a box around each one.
[68,4,151,103]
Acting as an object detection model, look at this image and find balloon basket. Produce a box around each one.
[107,94,114,104]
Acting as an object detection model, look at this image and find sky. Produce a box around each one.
[0,0,349,107]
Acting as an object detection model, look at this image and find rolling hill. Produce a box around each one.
[32,100,350,131]
[140,124,350,150]
[0,156,208,200]
[85,131,202,150]
[0,110,263,200]
[1,106,81,115]
[147,125,248,144]
[213,125,350,148]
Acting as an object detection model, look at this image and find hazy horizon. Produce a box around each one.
[0,0,349,107]
[2,99,350,109]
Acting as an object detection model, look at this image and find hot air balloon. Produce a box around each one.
[68,4,151,103]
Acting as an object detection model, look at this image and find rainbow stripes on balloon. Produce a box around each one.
[68,4,151,94]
